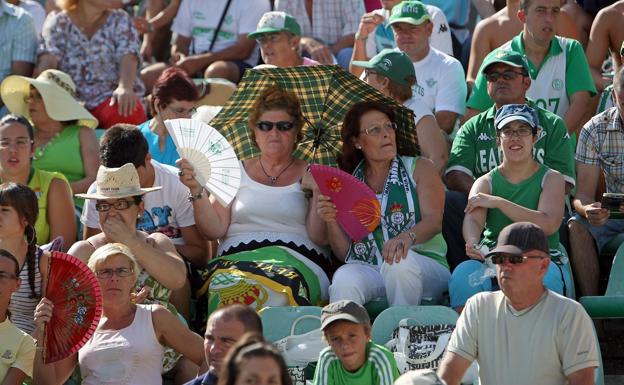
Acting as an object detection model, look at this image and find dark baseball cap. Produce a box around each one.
[320,300,370,331]
[482,50,528,74]
[351,49,415,86]
[485,222,549,258]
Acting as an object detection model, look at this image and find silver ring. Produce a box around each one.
[178,171,184,177]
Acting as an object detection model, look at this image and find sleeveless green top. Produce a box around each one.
[483,164,559,250]
[28,168,70,244]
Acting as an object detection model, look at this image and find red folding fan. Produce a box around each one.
[310,164,381,241]
[44,251,102,363]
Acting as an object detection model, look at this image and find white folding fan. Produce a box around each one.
[165,118,241,207]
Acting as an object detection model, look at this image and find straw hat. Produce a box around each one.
[76,163,162,200]
[0,69,98,129]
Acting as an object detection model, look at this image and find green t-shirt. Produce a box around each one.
[313,341,399,385]
[467,33,596,117]
[446,100,575,186]
[483,164,560,250]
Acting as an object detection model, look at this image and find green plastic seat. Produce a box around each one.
[364,296,448,320]
[579,236,624,319]
[259,306,323,343]
[371,305,458,345]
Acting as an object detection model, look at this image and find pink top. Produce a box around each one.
[302,57,321,66]
[78,304,164,385]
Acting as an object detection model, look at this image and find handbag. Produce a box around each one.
[385,319,454,373]
[273,315,328,385]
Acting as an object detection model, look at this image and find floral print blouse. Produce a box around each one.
[40,9,145,109]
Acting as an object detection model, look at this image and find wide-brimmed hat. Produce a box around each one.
[76,163,162,200]
[1,69,98,129]
[352,49,415,86]
[248,11,301,39]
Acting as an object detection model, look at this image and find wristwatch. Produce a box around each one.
[187,188,204,202]
[405,230,417,245]
[354,32,368,41]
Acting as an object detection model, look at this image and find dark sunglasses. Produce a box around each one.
[256,121,295,132]
[489,253,545,265]
[484,70,526,82]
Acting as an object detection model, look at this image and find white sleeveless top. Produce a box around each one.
[499,36,569,117]
[219,163,327,258]
[9,249,43,335]
[78,304,164,385]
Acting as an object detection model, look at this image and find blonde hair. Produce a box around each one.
[88,243,140,280]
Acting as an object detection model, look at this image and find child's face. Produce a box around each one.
[324,320,371,372]
[235,356,282,385]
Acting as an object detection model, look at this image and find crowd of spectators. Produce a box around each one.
[0,0,622,384]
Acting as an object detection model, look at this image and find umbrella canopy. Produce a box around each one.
[210,65,419,166]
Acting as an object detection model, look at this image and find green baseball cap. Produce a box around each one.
[248,11,301,39]
[352,49,415,86]
[481,50,528,74]
[388,1,430,27]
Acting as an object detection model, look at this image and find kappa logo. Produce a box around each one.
[439,24,448,33]
[478,132,492,141]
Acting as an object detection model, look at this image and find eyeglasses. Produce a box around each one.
[0,271,17,281]
[363,69,378,80]
[489,253,546,265]
[256,33,283,44]
[168,105,197,117]
[485,70,526,82]
[95,200,136,212]
[361,121,397,136]
[256,121,295,132]
[95,267,134,279]
[499,126,534,138]
[0,138,33,149]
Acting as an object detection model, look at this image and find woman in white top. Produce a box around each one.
[177,86,330,321]
[32,243,204,385]
[351,49,448,175]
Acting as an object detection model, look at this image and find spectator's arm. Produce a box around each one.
[143,0,180,31]
[466,19,492,85]
[471,0,496,18]
[564,91,591,136]
[566,367,595,385]
[172,34,191,57]
[438,352,472,385]
[177,225,209,268]
[72,127,100,194]
[111,53,140,116]
[10,61,34,77]
[411,158,445,241]
[153,305,205,367]
[572,162,602,218]
[300,37,334,65]
[304,171,328,246]
[462,175,490,250]
[34,53,58,76]
[330,34,355,55]
[47,178,77,251]
[349,12,383,76]
[416,115,448,175]
[435,111,459,135]
[585,7,613,92]
[2,367,28,385]
[445,170,474,195]
[179,34,256,73]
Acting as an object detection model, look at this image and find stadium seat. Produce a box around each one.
[370,305,458,345]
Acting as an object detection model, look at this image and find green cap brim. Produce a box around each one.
[351,60,375,69]
[248,28,284,39]
[388,16,429,26]
[482,60,525,74]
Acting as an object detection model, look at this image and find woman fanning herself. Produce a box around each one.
[314,101,450,307]
[449,104,569,311]
[32,243,204,385]
[0,115,75,248]
[177,87,331,324]
[0,183,53,335]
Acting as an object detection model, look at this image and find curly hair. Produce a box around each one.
[337,101,397,173]
[217,333,292,385]
[0,183,39,298]
[248,86,304,147]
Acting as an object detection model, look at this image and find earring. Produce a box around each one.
[355,145,362,150]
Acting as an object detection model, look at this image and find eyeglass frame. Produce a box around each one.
[497,125,535,138]
[255,121,296,132]
[360,121,397,136]
[488,252,546,265]
[484,70,527,83]
[95,199,137,212]
[95,267,135,279]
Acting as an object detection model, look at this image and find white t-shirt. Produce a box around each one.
[447,290,599,385]
[17,0,44,34]
[407,47,466,116]
[171,0,270,67]
[81,160,196,245]
[365,6,453,58]
[404,97,434,125]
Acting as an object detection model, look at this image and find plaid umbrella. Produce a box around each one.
[210,65,419,166]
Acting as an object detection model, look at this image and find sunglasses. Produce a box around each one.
[95,200,136,212]
[256,121,295,132]
[484,70,526,82]
[489,253,546,265]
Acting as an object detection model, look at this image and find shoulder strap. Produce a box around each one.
[209,0,234,52]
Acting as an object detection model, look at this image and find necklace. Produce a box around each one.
[258,156,296,185]
[33,131,62,161]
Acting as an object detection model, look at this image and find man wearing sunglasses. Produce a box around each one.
[439,222,599,385]
[465,0,596,136]
[443,50,574,270]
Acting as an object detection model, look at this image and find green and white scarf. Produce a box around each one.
[345,156,448,269]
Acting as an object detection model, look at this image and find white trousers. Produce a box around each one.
[329,250,450,306]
